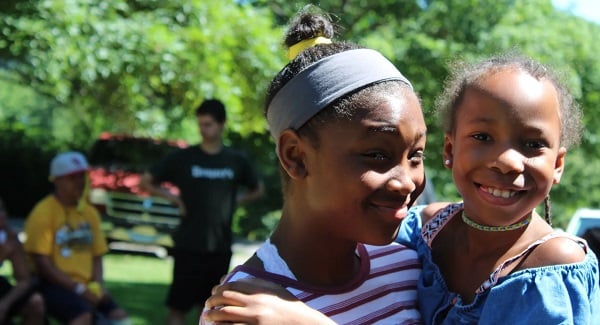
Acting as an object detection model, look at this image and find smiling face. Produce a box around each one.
[444,67,566,225]
[296,87,427,245]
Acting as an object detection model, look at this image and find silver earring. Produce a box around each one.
[444,159,451,166]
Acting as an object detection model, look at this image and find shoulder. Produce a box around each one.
[169,147,192,158]
[527,233,587,266]
[421,202,454,223]
[26,196,55,220]
[364,242,417,256]
[83,204,102,220]
[31,195,54,210]
[220,146,252,160]
[164,146,192,159]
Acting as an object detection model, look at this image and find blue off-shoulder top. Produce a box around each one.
[397,203,600,324]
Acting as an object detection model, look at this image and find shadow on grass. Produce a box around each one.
[106,281,170,324]
[102,252,200,325]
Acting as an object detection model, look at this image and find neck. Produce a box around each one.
[53,192,77,207]
[270,214,360,287]
[200,140,222,154]
[462,210,531,232]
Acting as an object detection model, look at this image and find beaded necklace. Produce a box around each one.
[461,211,531,232]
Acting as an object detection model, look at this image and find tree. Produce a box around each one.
[254,0,600,227]
[2,0,599,232]
[0,0,284,147]
[0,0,288,232]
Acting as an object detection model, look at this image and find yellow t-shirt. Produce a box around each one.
[24,195,108,283]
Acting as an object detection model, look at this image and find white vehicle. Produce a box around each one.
[565,208,600,259]
[565,208,600,237]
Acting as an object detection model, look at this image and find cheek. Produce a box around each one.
[414,169,426,192]
[526,156,554,171]
[525,156,557,183]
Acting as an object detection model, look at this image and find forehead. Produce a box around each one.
[56,172,86,182]
[328,90,426,139]
[461,68,560,123]
[197,114,219,124]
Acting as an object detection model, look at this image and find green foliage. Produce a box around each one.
[0,0,283,145]
[479,0,600,227]
[227,131,282,240]
[1,0,600,234]
[364,0,600,228]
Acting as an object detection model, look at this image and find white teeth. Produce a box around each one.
[486,187,516,198]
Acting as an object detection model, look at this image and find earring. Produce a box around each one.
[444,159,451,166]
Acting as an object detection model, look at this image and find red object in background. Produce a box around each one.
[88,169,180,196]
[87,132,186,213]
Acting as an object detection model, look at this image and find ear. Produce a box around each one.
[277,129,308,179]
[443,133,454,169]
[552,147,567,184]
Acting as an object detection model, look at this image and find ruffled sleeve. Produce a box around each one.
[479,251,600,324]
[396,205,425,250]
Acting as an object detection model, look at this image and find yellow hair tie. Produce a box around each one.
[287,36,332,60]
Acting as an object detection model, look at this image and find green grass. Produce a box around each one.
[0,253,200,325]
[0,241,257,324]
[102,253,200,325]
[101,243,257,324]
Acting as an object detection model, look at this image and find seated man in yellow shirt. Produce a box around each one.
[24,151,129,325]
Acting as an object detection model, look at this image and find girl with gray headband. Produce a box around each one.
[203,8,427,324]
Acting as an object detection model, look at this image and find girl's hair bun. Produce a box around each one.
[284,8,336,48]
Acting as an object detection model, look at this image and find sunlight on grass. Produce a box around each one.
[0,248,253,325]
[104,253,173,284]
[103,253,198,325]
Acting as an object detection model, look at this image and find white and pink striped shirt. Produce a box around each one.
[222,241,422,325]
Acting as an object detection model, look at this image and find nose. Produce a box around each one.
[489,148,525,174]
[385,169,417,196]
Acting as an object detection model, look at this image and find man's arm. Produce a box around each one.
[30,254,100,304]
[139,172,186,216]
[91,255,103,284]
[236,181,264,205]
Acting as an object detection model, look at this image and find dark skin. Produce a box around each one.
[257,91,425,289]
[205,67,590,324]
[204,89,427,324]
[436,68,585,303]
[423,203,584,303]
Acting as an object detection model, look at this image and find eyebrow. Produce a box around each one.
[470,116,547,133]
[367,125,399,134]
[366,125,427,142]
[468,115,495,124]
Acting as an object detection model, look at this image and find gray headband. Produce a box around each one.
[267,48,412,140]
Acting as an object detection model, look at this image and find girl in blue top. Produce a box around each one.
[204,52,599,324]
[395,52,599,324]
